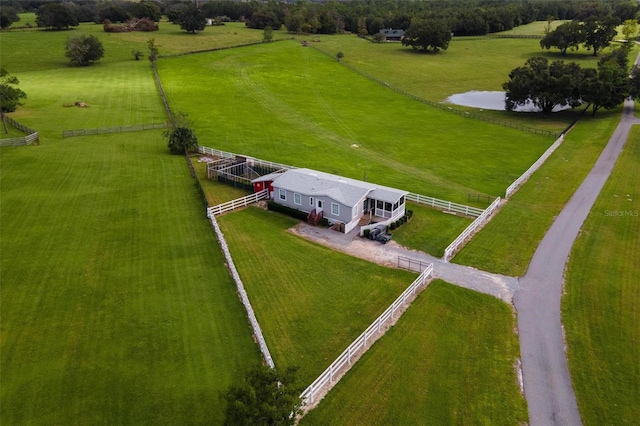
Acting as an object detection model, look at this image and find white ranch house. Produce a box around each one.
[252,168,407,233]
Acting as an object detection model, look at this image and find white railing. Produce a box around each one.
[199,145,296,172]
[443,196,502,262]
[300,264,434,407]
[505,135,565,198]
[207,190,269,217]
[406,193,484,217]
[1,116,39,146]
[209,214,275,368]
[359,209,405,236]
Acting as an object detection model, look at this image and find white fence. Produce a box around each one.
[406,193,484,217]
[199,145,296,172]
[209,214,275,368]
[207,190,269,217]
[300,264,434,408]
[443,197,502,262]
[505,135,565,198]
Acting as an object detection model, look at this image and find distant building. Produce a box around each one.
[379,28,404,42]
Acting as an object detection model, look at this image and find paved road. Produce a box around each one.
[514,98,639,426]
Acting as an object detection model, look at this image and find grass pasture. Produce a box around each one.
[562,126,640,425]
[158,41,553,203]
[454,109,622,276]
[0,132,260,425]
[301,280,527,425]
[217,207,417,385]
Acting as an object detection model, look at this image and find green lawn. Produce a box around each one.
[0,132,260,425]
[392,202,472,257]
[301,280,527,425]
[217,207,417,385]
[562,126,640,425]
[454,108,622,276]
[158,41,552,203]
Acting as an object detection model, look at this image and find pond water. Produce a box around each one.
[445,91,571,112]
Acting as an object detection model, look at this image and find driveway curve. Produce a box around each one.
[514,98,640,426]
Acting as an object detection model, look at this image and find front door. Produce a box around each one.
[316,199,324,213]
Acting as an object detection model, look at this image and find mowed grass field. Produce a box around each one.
[158,40,553,203]
[454,108,621,275]
[562,126,640,425]
[301,280,527,425]
[0,133,260,424]
[217,207,416,385]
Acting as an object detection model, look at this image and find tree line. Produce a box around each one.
[504,45,640,116]
[2,0,639,37]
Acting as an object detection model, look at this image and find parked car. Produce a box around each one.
[368,225,392,244]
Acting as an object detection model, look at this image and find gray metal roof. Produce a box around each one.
[265,168,407,207]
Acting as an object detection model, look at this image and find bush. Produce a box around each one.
[267,201,308,221]
[406,210,413,219]
[363,229,370,238]
[389,222,397,230]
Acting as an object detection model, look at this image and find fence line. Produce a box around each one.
[61,123,167,138]
[505,135,565,198]
[300,264,433,409]
[199,145,296,171]
[443,196,502,262]
[398,256,431,273]
[406,193,484,217]
[208,213,275,368]
[309,45,558,139]
[207,190,269,216]
[1,116,39,146]
[160,37,295,58]
[151,61,172,118]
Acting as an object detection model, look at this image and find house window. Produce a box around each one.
[279,189,286,201]
[352,205,358,218]
[331,203,339,216]
[309,197,314,206]
[385,202,392,212]
[377,200,383,209]
[294,193,301,205]
[400,196,405,205]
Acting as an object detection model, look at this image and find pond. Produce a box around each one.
[445,91,571,113]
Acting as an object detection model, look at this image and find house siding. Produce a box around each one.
[272,187,363,225]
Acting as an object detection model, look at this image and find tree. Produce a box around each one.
[402,19,452,53]
[0,69,27,133]
[36,3,78,30]
[224,364,303,426]
[133,0,161,22]
[178,5,206,34]
[583,16,619,56]
[166,127,197,154]
[629,65,640,99]
[263,25,273,43]
[503,57,583,114]
[581,48,631,115]
[1,5,19,29]
[65,35,104,66]
[97,4,130,24]
[621,19,638,42]
[147,38,159,63]
[539,20,584,55]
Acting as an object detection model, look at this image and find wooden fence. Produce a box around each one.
[443,196,502,262]
[406,193,484,217]
[208,213,275,368]
[62,123,167,138]
[0,116,39,146]
[207,190,269,217]
[505,134,565,198]
[300,264,433,408]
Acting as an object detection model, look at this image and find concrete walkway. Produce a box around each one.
[514,98,639,426]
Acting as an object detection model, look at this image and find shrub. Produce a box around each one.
[390,222,397,230]
[267,201,308,221]
[406,210,413,219]
[363,229,370,238]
